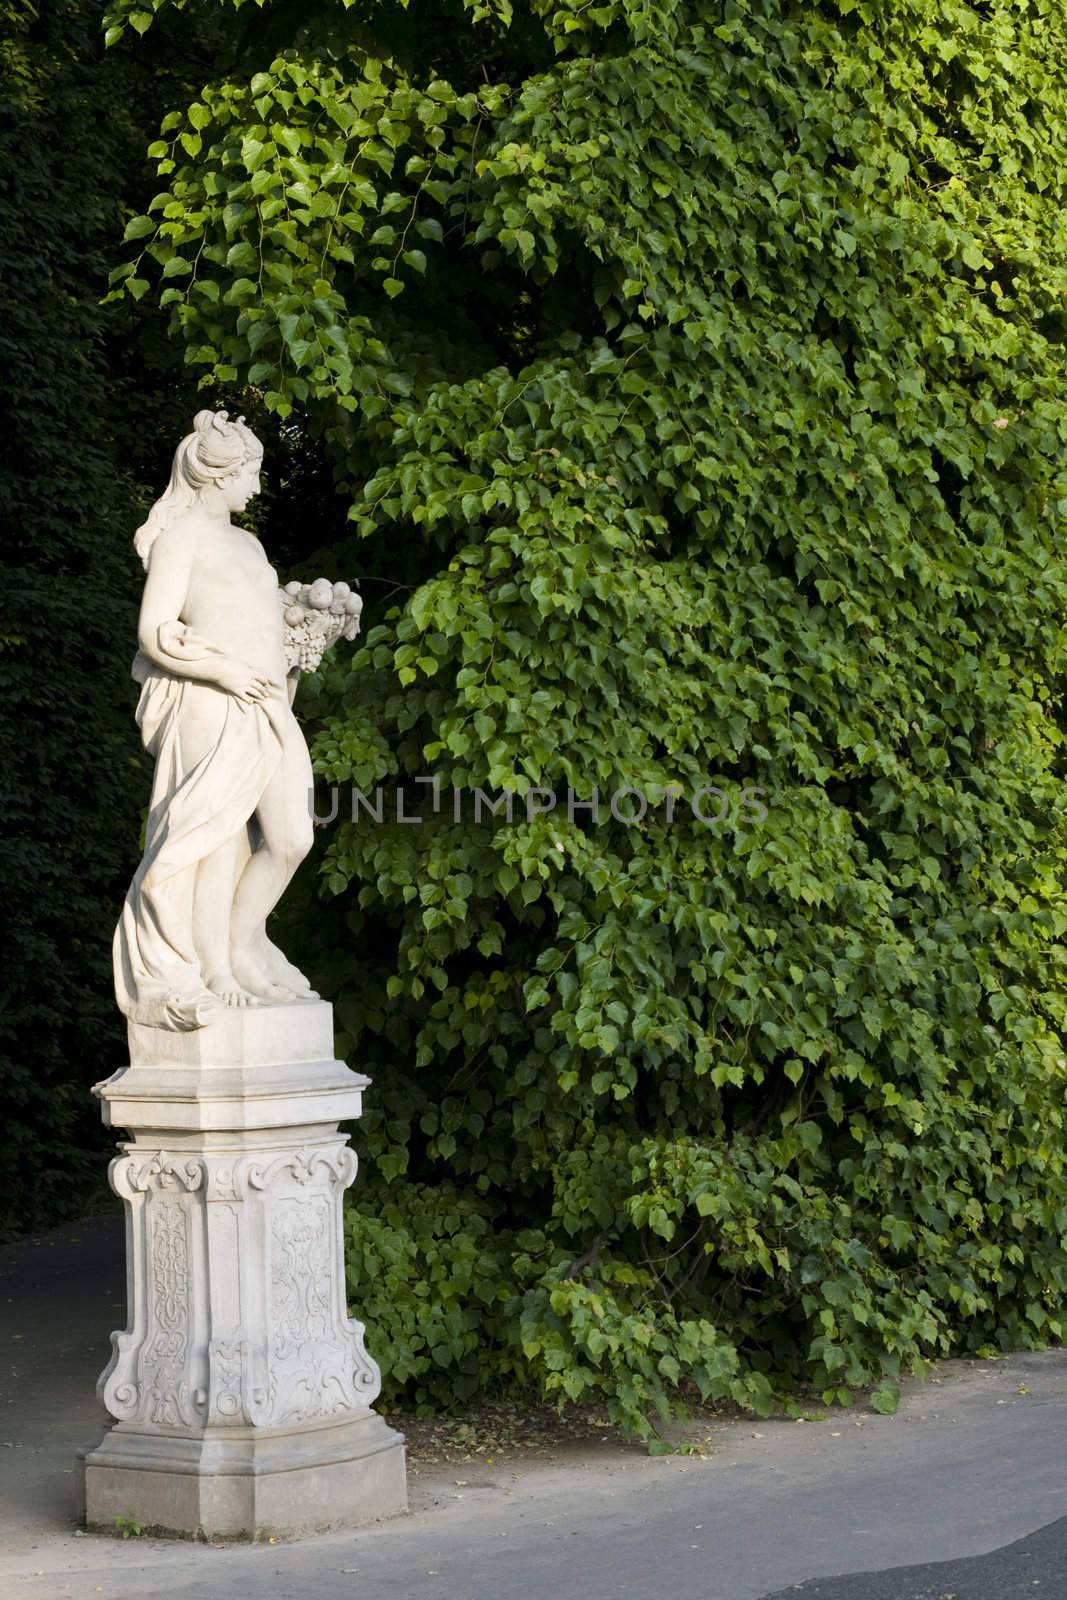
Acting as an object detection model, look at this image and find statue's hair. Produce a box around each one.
[134,409,264,567]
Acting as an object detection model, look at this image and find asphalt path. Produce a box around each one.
[762,1515,1067,1597]
[2,1220,1066,1600]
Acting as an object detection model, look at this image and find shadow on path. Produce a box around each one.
[761,1513,1067,1598]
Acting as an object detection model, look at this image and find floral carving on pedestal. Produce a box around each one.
[248,1146,357,1194]
[127,1152,206,1194]
[98,1135,380,1433]
[267,1192,379,1421]
[145,1202,196,1427]
[208,1340,246,1421]
[248,1146,381,1423]
[269,1195,334,1420]
[272,1199,332,1355]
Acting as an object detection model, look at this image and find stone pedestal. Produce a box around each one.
[81,1002,407,1540]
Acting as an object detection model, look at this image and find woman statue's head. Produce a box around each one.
[134,409,265,566]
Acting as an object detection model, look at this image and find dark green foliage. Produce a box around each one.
[0,0,144,1227]
[0,0,216,1231]
[107,0,1067,1432]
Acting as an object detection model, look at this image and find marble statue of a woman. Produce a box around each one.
[114,409,345,1030]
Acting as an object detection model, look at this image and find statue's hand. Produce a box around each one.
[210,657,279,705]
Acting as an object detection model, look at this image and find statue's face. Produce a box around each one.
[219,455,262,513]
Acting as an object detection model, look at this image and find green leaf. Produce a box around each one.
[870,1384,901,1416]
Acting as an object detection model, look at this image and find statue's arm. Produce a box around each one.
[137,531,194,662]
[137,531,275,707]
[136,531,223,683]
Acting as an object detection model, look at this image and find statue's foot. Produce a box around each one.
[205,970,260,1008]
[231,947,294,1004]
[257,935,319,999]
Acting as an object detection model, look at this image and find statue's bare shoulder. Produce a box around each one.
[243,528,272,564]
[145,509,212,570]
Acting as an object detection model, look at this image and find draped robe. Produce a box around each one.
[113,625,286,1030]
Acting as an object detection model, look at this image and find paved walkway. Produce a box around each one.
[764,1515,1067,1597]
[2,1220,1066,1600]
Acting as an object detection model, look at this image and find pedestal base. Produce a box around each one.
[83,1001,407,1540]
[83,1412,407,1539]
